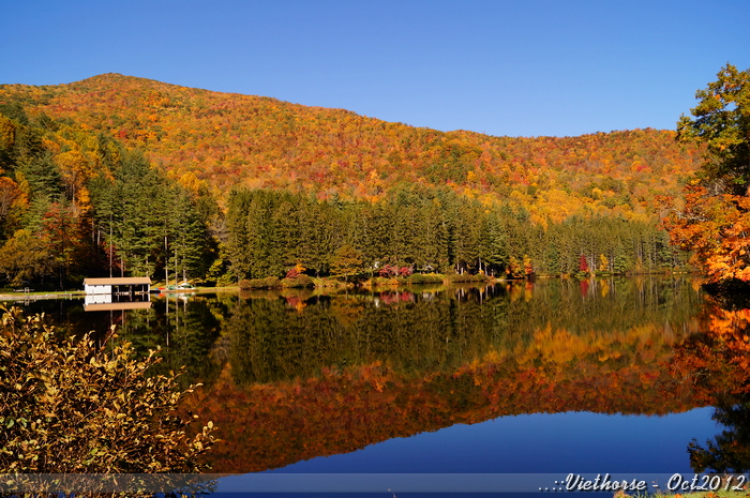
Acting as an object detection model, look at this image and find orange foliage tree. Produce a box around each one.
[665,187,750,282]
[664,64,750,284]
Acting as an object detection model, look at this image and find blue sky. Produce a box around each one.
[2,0,749,137]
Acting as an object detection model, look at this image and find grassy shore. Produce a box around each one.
[0,289,86,301]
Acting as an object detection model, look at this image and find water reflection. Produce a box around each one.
[176,277,707,473]
[674,303,750,473]
[14,277,750,476]
[219,277,702,386]
[689,397,750,473]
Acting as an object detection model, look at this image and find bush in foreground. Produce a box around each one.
[0,306,216,495]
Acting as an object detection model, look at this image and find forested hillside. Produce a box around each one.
[0,74,704,287]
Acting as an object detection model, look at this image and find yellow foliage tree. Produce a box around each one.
[599,254,609,273]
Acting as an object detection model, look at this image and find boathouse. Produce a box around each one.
[83,277,151,296]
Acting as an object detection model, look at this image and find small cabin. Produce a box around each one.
[83,277,151,296]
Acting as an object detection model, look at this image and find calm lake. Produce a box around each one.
[10,276,750,496]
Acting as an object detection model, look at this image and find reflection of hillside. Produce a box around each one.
[186,322,705,473]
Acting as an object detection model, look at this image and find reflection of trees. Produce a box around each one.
[225,278,702,384]
[28,277,710,475]
[116,295,226,388]
[671,305,750,400]
[689,397,750,473]
[177,277,710,473]
[674,304,750,473]
[188,318,703,472]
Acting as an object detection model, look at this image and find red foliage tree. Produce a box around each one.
[578,254,589,273]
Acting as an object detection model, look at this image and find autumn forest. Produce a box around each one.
[0,73,709,288]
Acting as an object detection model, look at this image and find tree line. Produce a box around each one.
[226,185,690,281]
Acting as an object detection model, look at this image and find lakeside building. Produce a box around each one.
[83,277,152,296]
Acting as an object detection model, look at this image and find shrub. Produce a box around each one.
[281,275,314,288]
[0,306,215,494]
[378,265,397,278]
[447,273,488,283]
[285,263,307,279]
[366,276,398,286]
[239,277,281,289]
[260,276,281,288]
[408,273,443,285]
[398,266,413,277]
[215,273,236,287]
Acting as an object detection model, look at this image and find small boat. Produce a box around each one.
[163,282,196,292]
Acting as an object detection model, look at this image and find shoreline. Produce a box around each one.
[0,290,86,302]
[0,286,240,303]
[0,272,702,303]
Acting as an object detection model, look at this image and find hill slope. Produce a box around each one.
[0,73,702,222]
[0,74,706,285]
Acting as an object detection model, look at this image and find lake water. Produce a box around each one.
[10,276,750,496]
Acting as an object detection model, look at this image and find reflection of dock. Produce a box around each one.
[84,292,151,312]
[83,301,152,312]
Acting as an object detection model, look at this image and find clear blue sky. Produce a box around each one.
[2,0,749,137]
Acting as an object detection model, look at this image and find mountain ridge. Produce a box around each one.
[0,74,706,284]
[0,73,703,222]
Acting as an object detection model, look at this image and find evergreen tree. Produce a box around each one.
[331,244,364,280]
